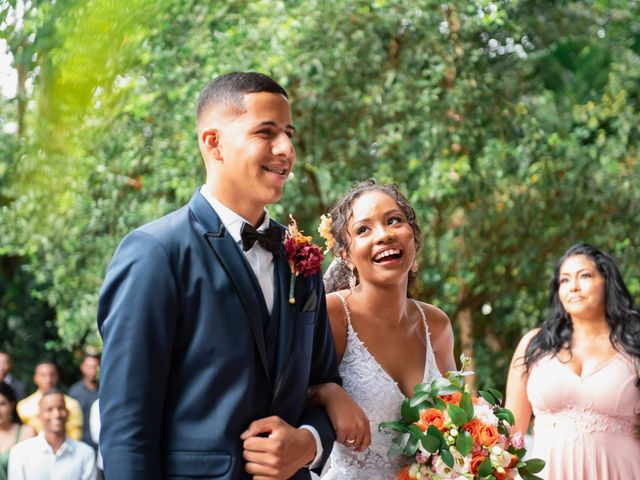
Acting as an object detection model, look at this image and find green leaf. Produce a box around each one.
[460,392,474,420]
[520,473,544,480]
[378,421,406,433]
[478,457,493,477]
[524,458,546,474]
[496,409,516,425]
[440,448,455,468]
[455,430,473,456]
[388,433,410,457]
[433,396,447,410]
[410,392,434,408]
[488,387,504,403]
[422,432,441,453]
[447,403,468,427]
[426,424,446,446]
[403,434,419,456]
[479,390,497,405]
[412,382,431,395]
[407,423,425,440]
[401,398,420,423]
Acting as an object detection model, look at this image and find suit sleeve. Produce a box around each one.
[97,230,179,480]
[299,273,342,471]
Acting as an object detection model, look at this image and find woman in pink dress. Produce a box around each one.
[506,243,640,480]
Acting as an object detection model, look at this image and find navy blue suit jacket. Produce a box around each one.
[97,190,340,479]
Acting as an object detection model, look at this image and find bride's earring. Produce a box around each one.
[347,262,357,289]
[411,258,419,273]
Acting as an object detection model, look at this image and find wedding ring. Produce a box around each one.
[346,439,355,444]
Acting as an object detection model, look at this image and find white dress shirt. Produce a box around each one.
[8,432,97,480]
[199,187,323,468]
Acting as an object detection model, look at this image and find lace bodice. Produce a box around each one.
[323,293,442,480]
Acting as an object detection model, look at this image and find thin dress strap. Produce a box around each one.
[410,298,429,337]
[334,291,353,326]
[14,424,22,444]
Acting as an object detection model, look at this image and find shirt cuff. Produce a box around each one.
[299,424,323,469]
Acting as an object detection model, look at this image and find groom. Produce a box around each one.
[97,72,340,479]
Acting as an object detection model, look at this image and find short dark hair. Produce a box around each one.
[0,381,21,423]
[40,387,64,402]
[196,71,288,120]
[35,359,58,372]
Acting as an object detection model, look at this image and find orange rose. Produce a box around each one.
[494,469,508,480]
[397,465,413,480]
[469,454,487,475]
[477,423,499,446]
[417,408,446,431]
[440,392,462,405]
[463,418,483,443]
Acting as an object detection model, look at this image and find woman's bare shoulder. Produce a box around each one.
[414,300,451,330]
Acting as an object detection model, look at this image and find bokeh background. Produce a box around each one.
[1,0,639,392]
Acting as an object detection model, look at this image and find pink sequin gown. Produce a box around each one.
[527,353,640,480]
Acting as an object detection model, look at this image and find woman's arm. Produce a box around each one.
[505,329,539,434]
[306,383,371,451]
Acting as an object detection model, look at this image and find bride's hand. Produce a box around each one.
[307,383,371,451]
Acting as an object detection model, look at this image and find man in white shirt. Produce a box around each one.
[8,389,97,480]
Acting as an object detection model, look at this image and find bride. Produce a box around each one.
[309,181,455,479]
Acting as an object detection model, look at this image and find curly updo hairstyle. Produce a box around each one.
[323,180,422,296]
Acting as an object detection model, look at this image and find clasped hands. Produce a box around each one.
[241,416,315,480]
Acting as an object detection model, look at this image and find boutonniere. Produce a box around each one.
[285,215,324,304]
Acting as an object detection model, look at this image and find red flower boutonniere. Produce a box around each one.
[285,215,324,304]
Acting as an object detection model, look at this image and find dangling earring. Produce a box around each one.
[347,262,357,289]
[411,258,419,273]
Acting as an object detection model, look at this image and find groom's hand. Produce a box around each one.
[241,416,316,479]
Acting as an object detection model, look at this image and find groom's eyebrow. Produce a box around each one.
[255,120,296,133]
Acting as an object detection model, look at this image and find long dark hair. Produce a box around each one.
[323,180,422,295]
[0,381,21,424]
[523,243,640,388]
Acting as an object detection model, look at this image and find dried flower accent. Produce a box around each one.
[317,214,335,253]
[285,215,324,304]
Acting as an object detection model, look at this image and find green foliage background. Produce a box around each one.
[1,0,639,386]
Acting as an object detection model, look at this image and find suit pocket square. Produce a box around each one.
[301,292,318,311]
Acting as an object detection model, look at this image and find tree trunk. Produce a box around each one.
[456,305,477,394]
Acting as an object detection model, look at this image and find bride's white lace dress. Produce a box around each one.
[322,292,442,480]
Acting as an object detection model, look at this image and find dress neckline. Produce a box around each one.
[552,352,622,380]
[335,292,431,398]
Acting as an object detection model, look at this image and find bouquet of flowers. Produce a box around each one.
[379,355,544,480]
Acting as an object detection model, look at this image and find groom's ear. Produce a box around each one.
[200,128,223,161]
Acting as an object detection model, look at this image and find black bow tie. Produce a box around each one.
[240,223,283,254]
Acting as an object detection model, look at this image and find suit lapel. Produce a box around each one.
[272,242,295,401]
[189,191,271,384]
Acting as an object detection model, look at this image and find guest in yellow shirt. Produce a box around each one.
[17,360,83,440]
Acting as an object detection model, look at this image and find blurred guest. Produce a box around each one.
[16,361,83,440]
[8,389,96,480]
[0,354,25,401]
[506,243,640,479]
[89,400,102,479]
[68,355,99,449]
[0,382,34,480]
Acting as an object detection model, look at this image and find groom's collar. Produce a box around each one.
[198,186,271,246]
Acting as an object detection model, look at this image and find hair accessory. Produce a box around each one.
[317,214,335,253]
